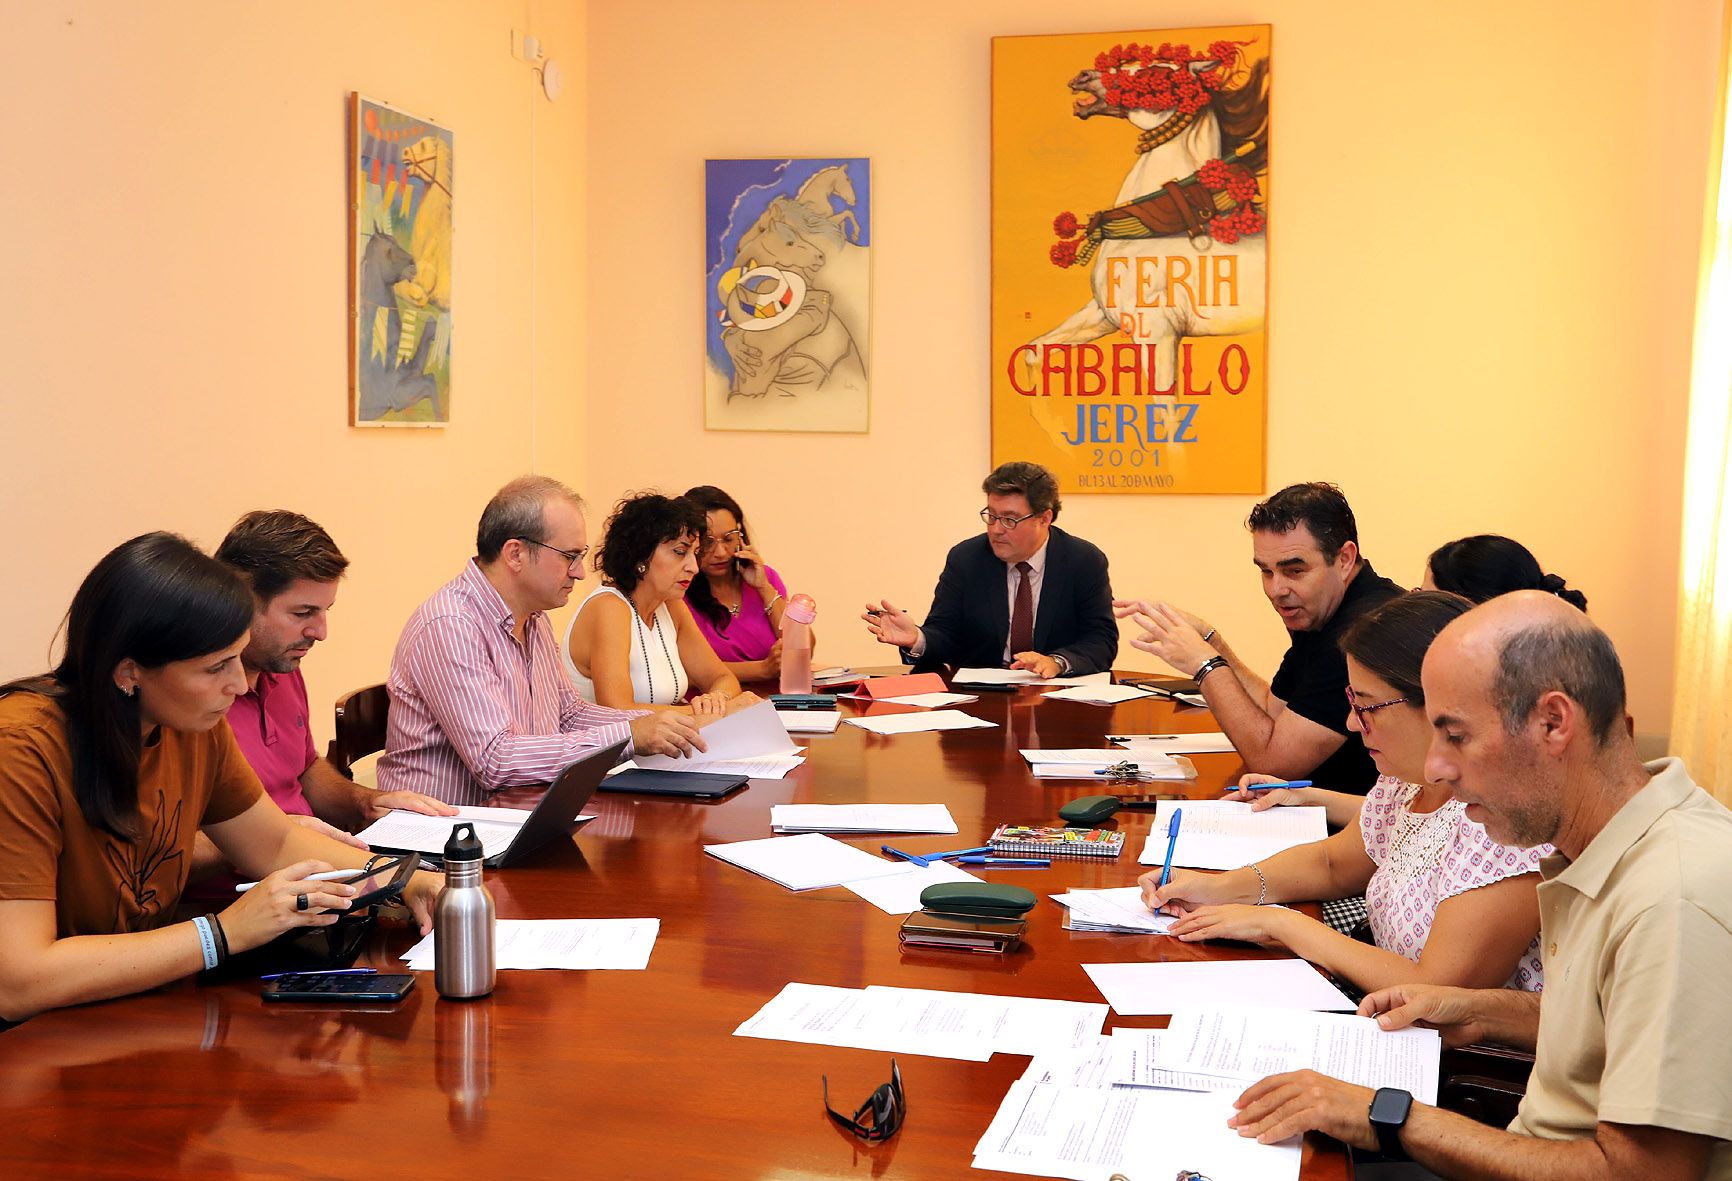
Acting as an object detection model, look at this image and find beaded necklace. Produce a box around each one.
[632,605,681,704]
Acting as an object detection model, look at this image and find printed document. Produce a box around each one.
[1137,799,1328,870]
[770,803,958,834]
[1108,731,1238,754]
[733,982,995,1061]
[972,1082,1299,1181]
[358,803,591,861]
[879,691,981,708]
[633,701,799,771]
[846,709,998,735]
[953,667,1041,685]
[1053,887,1176,934]
[1081,959,1357,1015]
[1040,683,1152,705]
[1157,1007,1441,1103]
[400,918,658,971]
[843,859,983,914]
[865,986,1108,1055]
[704,833,907,891]
[775,709,843,734]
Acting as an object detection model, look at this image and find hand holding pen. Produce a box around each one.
[1221,774,1313,811]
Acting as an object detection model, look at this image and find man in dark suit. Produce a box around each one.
[864,461,1118,677]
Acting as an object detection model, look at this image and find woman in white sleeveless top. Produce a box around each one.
[564,493,760,719]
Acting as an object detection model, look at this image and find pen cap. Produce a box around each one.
[444,821,484,865]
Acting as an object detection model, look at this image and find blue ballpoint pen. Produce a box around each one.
[260,967,377,981]
[1158,808,1182,888]
[1234,779,1313,792]
[954,856,1049,867]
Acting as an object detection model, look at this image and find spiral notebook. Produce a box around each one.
[988,824,1125,858]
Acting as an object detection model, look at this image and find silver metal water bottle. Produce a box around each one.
[434,822,496,999]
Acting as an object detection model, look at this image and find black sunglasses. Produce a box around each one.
[822,1058,904,1142]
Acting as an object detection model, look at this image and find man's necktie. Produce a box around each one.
[1008,561,1034,657]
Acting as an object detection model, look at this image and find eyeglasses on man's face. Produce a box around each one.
[518,537,588,570]
[1346,685,1411,731]
[979,507,1042,530]
[703,529,745,553]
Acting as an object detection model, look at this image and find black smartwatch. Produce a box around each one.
[1368,1087,1412,1160]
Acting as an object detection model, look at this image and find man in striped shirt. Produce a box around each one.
[378,476,703,807]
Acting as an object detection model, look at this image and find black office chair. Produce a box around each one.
[1439,1043,1534,1127]
[327,684,390,780]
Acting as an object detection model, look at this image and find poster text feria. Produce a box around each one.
[991,26,1270,494]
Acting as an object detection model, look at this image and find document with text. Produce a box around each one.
[1081,959,1357,1015]
[703,833,907,891]
[633,701,800,771]
[846,710,998,735]
[1136,799,1328,870]
[401,918,659,971]
[770,803,958,834]
[1156,1007,1441,1104]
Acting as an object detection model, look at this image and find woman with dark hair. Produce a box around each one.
[1424,534,1587,611]
[682,485,805,683]
[0,533,440,1022]
[1139,591,1546,996]
[563,493,760,719]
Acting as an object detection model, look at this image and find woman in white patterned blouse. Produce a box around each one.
[1139,591,1546,995]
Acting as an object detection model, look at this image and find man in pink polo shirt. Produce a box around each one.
[214,510,453,832]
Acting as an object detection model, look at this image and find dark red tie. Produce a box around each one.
[1008,561,1034,657]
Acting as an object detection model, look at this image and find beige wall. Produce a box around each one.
[0,1,588,728]
[0,1,1719,749]
[584,0,1722,743]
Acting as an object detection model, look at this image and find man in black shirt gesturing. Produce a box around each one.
[1117,483,1401,793]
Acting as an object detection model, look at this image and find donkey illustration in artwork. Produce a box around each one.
[1026,46,1269,394]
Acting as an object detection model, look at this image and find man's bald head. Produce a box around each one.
[1438,590,1627,748]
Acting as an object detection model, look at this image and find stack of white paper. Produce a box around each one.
[879,691,979,708]
[1020,748,1194,780]
[734,982,1107,1061]
[1156,1007,1442,1103]
[1027,671,1114,688]
[972,1081,1300,1181]
[1109,731,1238,755]
[400,918,659,971]
[703,833,907,891]
[357,803,592,861]
[953,667,1041,685]
[1081,959,1357,1015]
[769,803,958,834]
[845,709,998,735]
[812,666,858,687]
[775,709,843,734]
[1053,887,1175,934]
[1137,799,1328,870]
[1040,683,1153,705]
[634,701,803,776]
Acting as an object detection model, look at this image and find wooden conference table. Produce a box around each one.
[0,676,1352,1181]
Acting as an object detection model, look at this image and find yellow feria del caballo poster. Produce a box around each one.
[992,26,1270,493]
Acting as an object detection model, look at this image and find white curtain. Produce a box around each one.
[1672,7,1732,800]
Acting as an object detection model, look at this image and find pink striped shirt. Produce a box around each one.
[377,560,639,806]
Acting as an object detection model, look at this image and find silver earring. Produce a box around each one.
[123,685,136,697]
[637,564,646,574]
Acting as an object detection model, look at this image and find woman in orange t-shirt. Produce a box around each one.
[0,532,441,1022]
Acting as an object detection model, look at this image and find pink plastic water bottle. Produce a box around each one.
[779,594,818,694]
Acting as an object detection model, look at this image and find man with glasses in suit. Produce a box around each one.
[864,461,1118,678]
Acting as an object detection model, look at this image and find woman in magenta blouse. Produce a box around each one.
[682,486,809,684]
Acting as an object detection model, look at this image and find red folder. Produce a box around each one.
[854,672,948,700]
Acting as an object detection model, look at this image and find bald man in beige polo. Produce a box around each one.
[1218,591,1732,1181]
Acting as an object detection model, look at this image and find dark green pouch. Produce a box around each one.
[1058,794,1122,825]
[918,882,1038,918]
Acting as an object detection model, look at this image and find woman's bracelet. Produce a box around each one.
[208,913,230,962]
[765,594,785,612]
[1247,863,1268,906]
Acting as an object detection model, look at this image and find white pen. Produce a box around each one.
[234,869,357,893]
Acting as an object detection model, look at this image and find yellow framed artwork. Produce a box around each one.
[991,26,1270,493]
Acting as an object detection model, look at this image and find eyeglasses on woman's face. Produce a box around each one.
[703,529,745,553]
[1346,685,1411,732]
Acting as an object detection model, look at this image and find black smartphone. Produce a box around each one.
[338,854,420,909]
[262,973,416,1002]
